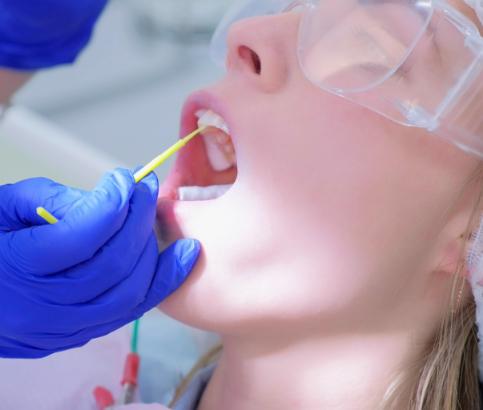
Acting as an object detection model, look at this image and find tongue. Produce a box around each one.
[178,185,232,201]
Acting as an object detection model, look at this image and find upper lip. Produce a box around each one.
[180,90,234,145]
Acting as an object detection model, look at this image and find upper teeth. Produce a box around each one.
[196,109,236,172]
[196,109,230,134]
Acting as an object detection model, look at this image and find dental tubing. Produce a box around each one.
[36,126,206,224]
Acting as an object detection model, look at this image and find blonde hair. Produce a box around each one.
[170,168,483,410]
[380,166,483,410]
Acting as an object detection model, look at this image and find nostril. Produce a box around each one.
[238,45,262,75]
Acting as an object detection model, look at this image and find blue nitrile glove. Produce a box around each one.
[0,169,201,358]
[0,0,108,69]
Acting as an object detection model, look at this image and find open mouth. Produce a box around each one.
[158,95,239,203]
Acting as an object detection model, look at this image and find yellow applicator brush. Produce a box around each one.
[37,126,206,224]
[132,126,205,183]
[36,206,59,224]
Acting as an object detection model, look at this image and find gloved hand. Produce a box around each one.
[0,169,200,358]
[0,0,108,69]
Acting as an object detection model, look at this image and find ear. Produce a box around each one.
[431,185,481,280]
[436,229,472,279]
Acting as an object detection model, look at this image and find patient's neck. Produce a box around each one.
[198,328,423,410]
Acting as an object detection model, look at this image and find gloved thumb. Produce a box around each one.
[131,239,201,315]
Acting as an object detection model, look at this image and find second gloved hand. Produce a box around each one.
[0,0,108,69]
[0,169,200,358]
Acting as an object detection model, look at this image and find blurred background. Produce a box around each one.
[0,0,232,188]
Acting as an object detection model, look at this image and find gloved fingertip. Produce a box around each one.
[95,168,136,207]
[176,239,201,276]
[137,172,159,201]
[112,168,136,190]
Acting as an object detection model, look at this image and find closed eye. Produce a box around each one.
[358,62,409,82]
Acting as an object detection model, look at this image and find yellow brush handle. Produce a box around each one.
[133,126,206,183]
[36,126,205,225]
[36,207,59,224]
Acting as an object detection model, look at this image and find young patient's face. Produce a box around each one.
[156,3,481,337]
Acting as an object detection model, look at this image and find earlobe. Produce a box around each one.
[435,232,472,279]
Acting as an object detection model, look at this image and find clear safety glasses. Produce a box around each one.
[211,0,483,158]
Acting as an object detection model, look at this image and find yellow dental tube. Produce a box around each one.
[133,126,206,183]
[36,126,206,225]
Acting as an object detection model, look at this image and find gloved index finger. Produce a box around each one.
[4,169,137,274]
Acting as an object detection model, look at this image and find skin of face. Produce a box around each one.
[158,4,481,338]
[155,2,482,408]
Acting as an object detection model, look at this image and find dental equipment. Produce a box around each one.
[133,126,206,183]
[93,320,141,409]
[120,319,141,405]
[35,126,206,224]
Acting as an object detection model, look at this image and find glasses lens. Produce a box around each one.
[298,0,433,92]
[210,0,295,67]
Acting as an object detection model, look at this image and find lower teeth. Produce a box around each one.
[178,185,232,201]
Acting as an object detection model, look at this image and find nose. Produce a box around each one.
[225,12,299,93]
